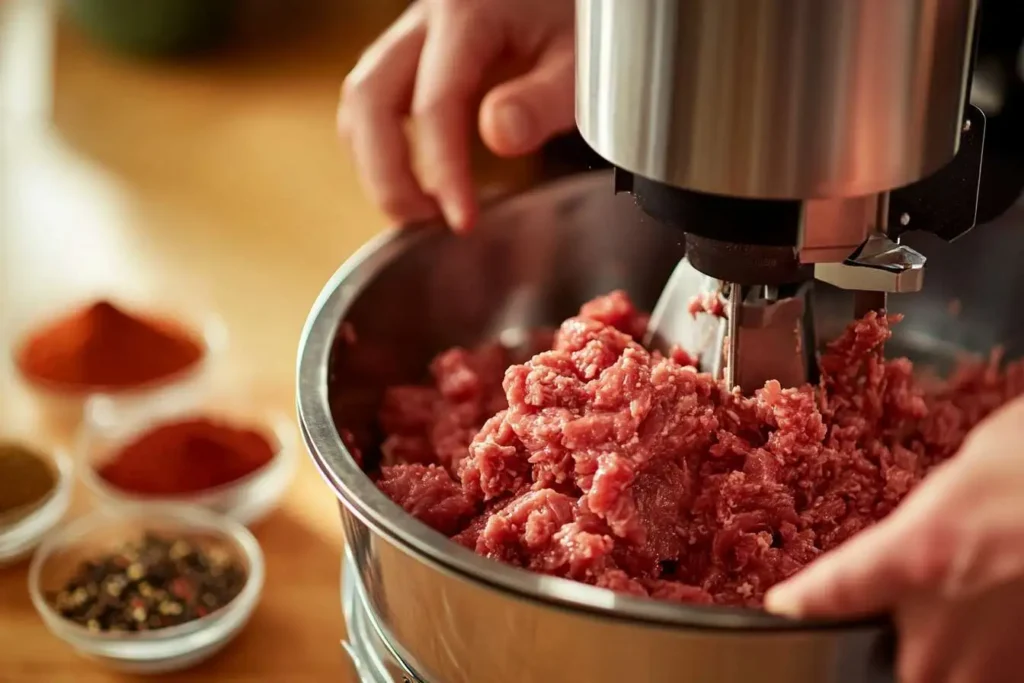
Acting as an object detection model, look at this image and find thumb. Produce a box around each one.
[766,469,959,619]
[765,517,913,619]
[478,41,575,157]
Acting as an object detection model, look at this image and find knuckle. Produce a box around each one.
[340,70,371,105]
[906,520,959,587]
[410,94,451,120]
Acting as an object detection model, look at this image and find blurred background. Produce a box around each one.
[0,0,1021,681]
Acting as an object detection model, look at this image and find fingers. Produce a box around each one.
[340,0,572,231]
[765,515,920,618]
[339,4,438,225]
[943,579,1024,683]
[411,1,503,232]
[894,596,960,683]
[895,579,1024,683]
[479,38,576,157]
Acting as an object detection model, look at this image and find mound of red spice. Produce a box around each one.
[16,301,204,391]
[97,418,276,496]
[369,291,1024,607]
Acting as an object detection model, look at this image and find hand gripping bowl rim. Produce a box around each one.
[295,171,889,633]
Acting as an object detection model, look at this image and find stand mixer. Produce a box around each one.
[576,0,986,393]
[298,2,1024,681]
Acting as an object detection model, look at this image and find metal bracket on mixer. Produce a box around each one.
[813,234,927,293]
[728,283,817,392]
[887,104,987,243]
[811,105,984,305]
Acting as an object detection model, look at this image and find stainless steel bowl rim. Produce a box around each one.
[296,173,888,632]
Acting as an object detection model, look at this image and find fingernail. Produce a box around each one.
[494,101,534,150]
[764,588,801,617]
[440,198,469,233]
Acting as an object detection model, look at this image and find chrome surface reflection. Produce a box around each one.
[576,0,978,199]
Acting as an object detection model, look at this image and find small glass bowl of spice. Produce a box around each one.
[10,298,227,432]
[28,504,263,674]
[79,394,296,526]
[0,440,73,565]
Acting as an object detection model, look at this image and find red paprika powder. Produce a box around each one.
[97,418,276,495]
[16,301,204,391]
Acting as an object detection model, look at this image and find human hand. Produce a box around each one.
[765,396,1024,683]
[338,0,575,232]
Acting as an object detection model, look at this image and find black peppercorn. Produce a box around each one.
[48,533,247,632]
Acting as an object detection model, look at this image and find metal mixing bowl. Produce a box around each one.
[297,171,1024,683]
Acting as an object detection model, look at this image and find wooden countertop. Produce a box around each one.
[0,2,536,680]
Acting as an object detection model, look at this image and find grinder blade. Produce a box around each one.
[645,258,817,393]
[644,258,727,376]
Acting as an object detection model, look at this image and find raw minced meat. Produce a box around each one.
[368,290,1023,607]
[376,463,477,536]
[378,345,509,473]
[686,290,726,318]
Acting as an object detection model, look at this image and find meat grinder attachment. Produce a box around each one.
[577,0,987,394]
[644,263,817,392]
[641,105,986,394]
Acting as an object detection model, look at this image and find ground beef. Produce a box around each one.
[687,289,726,318]
[376,463,477,536]
[378,344,509,473]
[369,291,1024,607]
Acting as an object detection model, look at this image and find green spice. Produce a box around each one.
[0,442,57,522]
[48,533,247,632]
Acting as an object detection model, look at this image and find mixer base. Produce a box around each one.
[341,546,428,683]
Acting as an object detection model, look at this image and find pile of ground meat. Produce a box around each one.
[367,291,1024,607]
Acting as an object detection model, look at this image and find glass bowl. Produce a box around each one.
[78,394,297,527]
[0,443,74,565]
[8,298,228,435]
[28,504,264,674]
